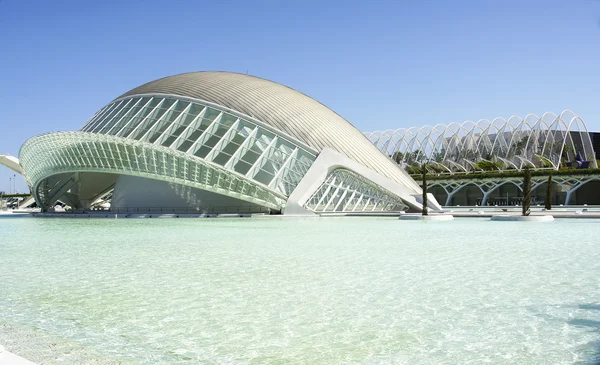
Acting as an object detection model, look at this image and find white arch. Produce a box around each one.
[366,110,596,174]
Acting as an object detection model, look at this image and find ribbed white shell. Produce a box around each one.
[118,72,420,192]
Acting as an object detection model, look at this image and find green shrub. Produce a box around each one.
[472,160,503,171]
[410,167,600,181]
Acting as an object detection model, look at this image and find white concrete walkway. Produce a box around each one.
[0,346,36,365]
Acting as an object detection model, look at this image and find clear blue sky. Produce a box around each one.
[1,0,600,193]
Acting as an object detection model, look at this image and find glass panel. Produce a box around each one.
[91,101,126,133]
[129,99,166,140]
[98,99,135,134]
[166,111,198,144]
[193,134,221,159]
[212,150,233,166]
[233,159,252,175]
[254,167,275,186]
[82,103,116,132]
[203,108,221,122]
[177,139,195,153]
[210,122,248,165]
[146,103,182,144]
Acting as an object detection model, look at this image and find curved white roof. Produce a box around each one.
[118,71,420,192]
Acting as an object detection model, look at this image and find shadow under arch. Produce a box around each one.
[569,178,600,205]
[428,184,448,207]
[446,183,484,206]
[481,181,523,206]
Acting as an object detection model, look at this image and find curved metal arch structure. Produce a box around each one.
[365,110,597,173]
[79,94,318,198]
[20,132,287,210]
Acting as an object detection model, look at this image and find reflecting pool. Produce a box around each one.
[1,217,600,364]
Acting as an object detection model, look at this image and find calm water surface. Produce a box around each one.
[1,216,600,364]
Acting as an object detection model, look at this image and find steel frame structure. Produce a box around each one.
[365,110,596,173]
[80,94,317,197]
[304,168,407,213]
[428,175,600,206]
[20,132,287,210]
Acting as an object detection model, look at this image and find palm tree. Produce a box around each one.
[522,167,531,216]
[422,164,428,216]
[544,174,552,210]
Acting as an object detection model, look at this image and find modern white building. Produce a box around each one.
[19,72,439,214]
[366,110,597,173]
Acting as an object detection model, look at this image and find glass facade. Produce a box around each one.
[304,169,407,213]
[80,95,317,197]
[18,72,429,214]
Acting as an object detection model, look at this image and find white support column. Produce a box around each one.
[246,136,278,179]
[314,177,336,211]
[351,192,366,212]
[370,191,383,211]
[361,195,373,212]
[342,190,358,211]
[204,119,240,162]
[333,188,349,212]
[322,184,342,212]
[187,112,224,155]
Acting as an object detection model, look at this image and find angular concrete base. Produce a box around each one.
[399,214,454,221]
[490,215,555,222]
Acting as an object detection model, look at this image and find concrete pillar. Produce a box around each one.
[565,190,573,206]
[445,191,456,206]
[481,192,490,206]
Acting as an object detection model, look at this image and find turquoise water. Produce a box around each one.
[1,216,600,364]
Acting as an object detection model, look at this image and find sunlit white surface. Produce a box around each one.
[1,217,599,364]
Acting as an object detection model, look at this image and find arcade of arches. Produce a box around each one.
[427,175,600,207]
